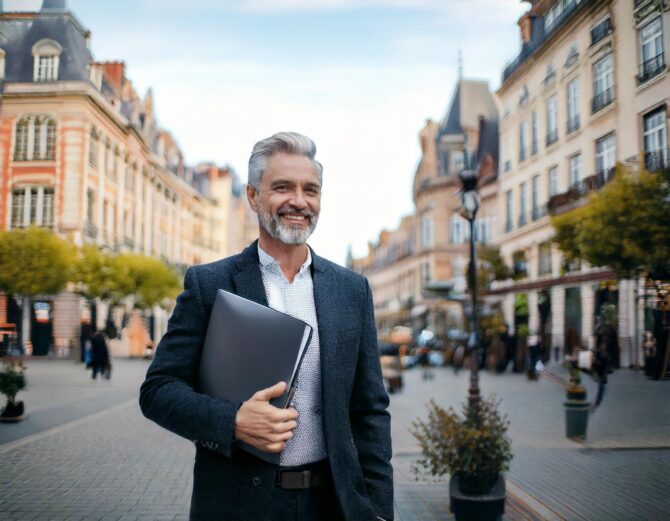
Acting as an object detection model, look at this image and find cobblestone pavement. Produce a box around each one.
[0,358,668,520]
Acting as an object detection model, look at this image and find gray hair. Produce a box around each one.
[248,132,323,189]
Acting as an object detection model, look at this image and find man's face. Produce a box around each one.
[248,152,321,245]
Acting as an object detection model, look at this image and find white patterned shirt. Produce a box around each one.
[258,245,327,466]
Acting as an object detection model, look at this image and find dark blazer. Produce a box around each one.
[139,241,393,521]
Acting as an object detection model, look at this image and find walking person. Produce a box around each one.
[139,132,393,521]
[90,329,110,380]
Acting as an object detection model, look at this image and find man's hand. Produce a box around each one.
[234,381,299,453]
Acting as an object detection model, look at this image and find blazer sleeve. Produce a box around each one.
[139,267,241,456]
[350,279,394,521]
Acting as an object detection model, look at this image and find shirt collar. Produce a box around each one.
[257,244,312,274]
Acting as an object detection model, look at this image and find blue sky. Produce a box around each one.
[6,0,528,265]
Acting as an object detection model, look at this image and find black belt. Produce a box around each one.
[275,461,330,489]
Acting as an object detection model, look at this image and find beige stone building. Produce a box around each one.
[351,79,500,338]
[0,1,257,356]
[492,0,669,367]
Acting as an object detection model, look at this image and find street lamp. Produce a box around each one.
[459,169,481,406]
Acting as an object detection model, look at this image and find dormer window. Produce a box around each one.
[32,39,62,82]
[89,64,103,90]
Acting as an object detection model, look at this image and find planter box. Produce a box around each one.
[449,474,506,521]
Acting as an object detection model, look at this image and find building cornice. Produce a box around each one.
[485,267,615,295]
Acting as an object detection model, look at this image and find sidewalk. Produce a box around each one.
[0,358,667,520]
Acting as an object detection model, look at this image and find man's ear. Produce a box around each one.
[247,184,259,212]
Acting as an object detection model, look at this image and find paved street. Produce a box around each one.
[0,358,668,520]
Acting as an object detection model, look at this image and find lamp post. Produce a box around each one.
[459,169,481,407]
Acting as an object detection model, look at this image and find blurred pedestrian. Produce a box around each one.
[527,334,541,380]
[500,324,517,373]
[591,318,613,410]
[418,346,433,380]
[91,330,111,380]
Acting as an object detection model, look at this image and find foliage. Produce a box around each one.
[0,227,75,297]
[74,247,181,309]
[469,246,512,291]
[552,165,670,281]
[411,396,512,494]
[0,360,26,405]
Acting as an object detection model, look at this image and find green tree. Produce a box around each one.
[114,254,181,309]
[552,165,670,281]
[0,227,75,297]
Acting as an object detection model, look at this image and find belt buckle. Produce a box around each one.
[301,470,311,488]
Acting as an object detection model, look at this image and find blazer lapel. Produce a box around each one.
[232,241,269,307]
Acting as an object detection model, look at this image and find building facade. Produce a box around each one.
[351,79,500,338]
[0,1,257,356]
[493,0,670,367]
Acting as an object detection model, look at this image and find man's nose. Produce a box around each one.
[290,189,308,209]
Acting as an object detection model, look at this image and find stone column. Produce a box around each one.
[551,285,565,356]
[581,283,595,349]
[618,279,635,368]
[503,292,515,334]
[528,290,539,335]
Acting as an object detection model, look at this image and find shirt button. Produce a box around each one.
[252,477,261,486]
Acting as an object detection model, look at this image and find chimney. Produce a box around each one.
[518,13,533,44]
[98,61,126,92]
[41,0,67,12]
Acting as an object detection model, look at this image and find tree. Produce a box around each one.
[114,254,181,310]
[0,227,75,296]
[467,246,512,292]
[552,164,670,281]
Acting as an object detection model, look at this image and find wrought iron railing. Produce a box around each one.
[546,129,559,147]
[644,148,670,172]
[591,87,614,114]
[532,204,548,221]
[548,168,615,214]
[637,53,665,85]
[567,115,580,134]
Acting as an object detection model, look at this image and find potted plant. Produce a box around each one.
[0,359,26,422]
[564,360,590,439]
[411,396,512,521]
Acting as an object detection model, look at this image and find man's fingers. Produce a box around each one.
[252,381,287,402]
[271,419,298,433]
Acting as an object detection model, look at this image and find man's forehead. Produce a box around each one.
[263,153,320,182]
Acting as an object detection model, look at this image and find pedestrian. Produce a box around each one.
[591,318,613,410]
[418,345,433,380]
[139,132,393,521]
[500,324,517,373]
[90,329,110,380]
[527,333,541,380]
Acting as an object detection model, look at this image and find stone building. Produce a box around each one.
[351,78,499,338]
[0,0,257,356]
[492,0,669,367]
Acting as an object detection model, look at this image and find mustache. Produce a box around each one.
[277,207,315,218]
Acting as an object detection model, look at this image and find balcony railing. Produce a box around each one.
[504,220,513,233]
[645,148,670,172]
[637,53,666,85]
[518,213,528,228]
[567,115,580,134]
[546,129,559,147]
[548,168,615,214]
[590,17,612,47]
[532,204,548,221]
[591,87,614,114]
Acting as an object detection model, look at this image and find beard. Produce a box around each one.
[257,204,319,245]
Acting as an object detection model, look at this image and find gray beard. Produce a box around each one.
[257,207,319,245]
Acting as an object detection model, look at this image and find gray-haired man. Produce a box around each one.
[140,132,393,520]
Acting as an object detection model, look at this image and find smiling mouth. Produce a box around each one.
[280,213,310,225]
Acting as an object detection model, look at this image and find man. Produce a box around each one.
[139,132,393,521]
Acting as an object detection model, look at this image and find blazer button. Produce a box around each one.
[252,476,261,487]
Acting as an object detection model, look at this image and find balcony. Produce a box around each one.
[591,87,614,114]
[546,129,559,147]
[566,115,580,134]
[548,169,615,214]
[504,220,513,233]
[645,148,670,172]
[532,204,548,221]
[590,17,612,47]
[637,53,666,85]
[84,221,98,239]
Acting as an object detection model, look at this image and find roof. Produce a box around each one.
[438,79,498,138]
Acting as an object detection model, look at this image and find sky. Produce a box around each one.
[6,0,528,265]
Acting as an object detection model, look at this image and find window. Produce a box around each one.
[595,133,616,176]
[543,63,556,85]
[548,166,559,196]
[10,187,54,228]
[638,18,665,84]
[32,39,62,82]
[0,49,5,80]
[503,137,512,173]
[450,215,465,244]
[421,215,434,248]
[505,190,513,232]
[565,44,579,67]
[125,164,135,192]
[519,121,528,162]
[591,17,612,47]
[567,78,580,133]
[476,217,491,245]
[518,182,528,227]
[89,128,98,168]
[452,150,464,172]
[531,111,538,155]
[546,96,558,145]
[13,116,56,161]
[86,189,95,223]
[531,174,541,219]
[569,154,582,186]
[538,242,553,276]
[643,108,668,171]
[592,54,614,113]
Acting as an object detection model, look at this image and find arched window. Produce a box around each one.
[32,39,62,82]
[14,115,56,161]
